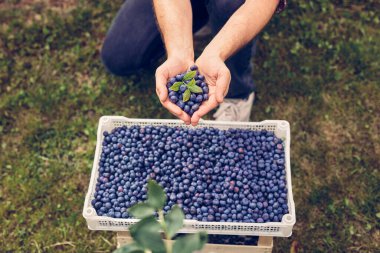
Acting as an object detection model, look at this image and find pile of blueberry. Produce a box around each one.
[206,235,258,246]
[174,234,258,246]
[92,125,289,223]
[166,65,209,116]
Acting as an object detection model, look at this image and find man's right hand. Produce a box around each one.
[155,56,194,125]
[153,0,194,124]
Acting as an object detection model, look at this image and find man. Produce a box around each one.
[101,0,286,126]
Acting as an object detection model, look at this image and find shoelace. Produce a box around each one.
[214,100,240,119]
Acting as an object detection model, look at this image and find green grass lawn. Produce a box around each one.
[0,1,379,252]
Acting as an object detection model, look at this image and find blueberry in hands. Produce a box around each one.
[166,65,210,116]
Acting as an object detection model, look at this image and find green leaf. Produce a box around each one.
[186,79,202,93]
[128,203,155,219]
[165,205,185,239]
[130,216,166,253]
[147,180,166,210]
[187,84,202,94]
[186,78,196,87]
[183,89,191,102]
[113,243,145,253]
[183,71,197,81]
[169,82,182,91]
[172,232,208,253]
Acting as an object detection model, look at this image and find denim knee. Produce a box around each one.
[101,38,138,76]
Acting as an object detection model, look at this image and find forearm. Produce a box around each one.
[153,0,194,59]
[204,0,279,60]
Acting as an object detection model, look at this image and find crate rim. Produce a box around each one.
[83,116,296,236]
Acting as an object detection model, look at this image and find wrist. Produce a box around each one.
[202,46,226,61]
[167,47,194,62]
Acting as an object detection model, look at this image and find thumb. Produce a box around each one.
[215,67,231,103]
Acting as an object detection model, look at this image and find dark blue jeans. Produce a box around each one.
[101,0,256,99]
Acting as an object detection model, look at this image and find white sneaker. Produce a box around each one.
[213,92,255,122]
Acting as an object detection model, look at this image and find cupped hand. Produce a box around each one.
[191,53,231,126]
[155,56,194,124]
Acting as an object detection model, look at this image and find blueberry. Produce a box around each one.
[176,74,184,81]
[195,95,203,103]
[94,202,102,209]
[192,104,200,111]
[190,65,198,71]
[170,96,178,103]
[203,94,209,100]
[180,85,187,92]
[202,86,209,93]
[176,101,185,109]
[169,77,177,84]
[190,94,197,102]
[95,126,287,223]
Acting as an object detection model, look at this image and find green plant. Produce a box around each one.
[114,180,207,253]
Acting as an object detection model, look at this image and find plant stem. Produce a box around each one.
[158,210,172,253]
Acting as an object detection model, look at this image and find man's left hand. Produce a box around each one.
[191,52,231,125]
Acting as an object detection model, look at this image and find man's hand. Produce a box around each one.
[189,0,278,125]
[191,52,231,126]
[153,0,278,125]
[153,0,194,124]
[155,56,194,124]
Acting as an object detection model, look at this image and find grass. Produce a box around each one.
[0,0,379,252]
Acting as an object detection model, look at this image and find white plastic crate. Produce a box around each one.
[83,116,296,237]
[116,232,273,253]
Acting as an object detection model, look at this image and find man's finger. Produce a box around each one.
[155,67,168,102]
[190,95,219,126]
[215,67,231,103]
[161,100,191,125]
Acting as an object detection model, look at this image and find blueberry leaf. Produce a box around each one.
[186,78,196,87]
[130,216,166,253]
[183,89,191,102]
[186,78,195,86]
[113,243,145,253]
[187,81,202,94]
[172,232,208,253]
[147,180,166,210]
[128,203,155,219]
[189,85,202,93]
[183,71,197,81]
[164,205,185,239]
[169,82,182,91]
